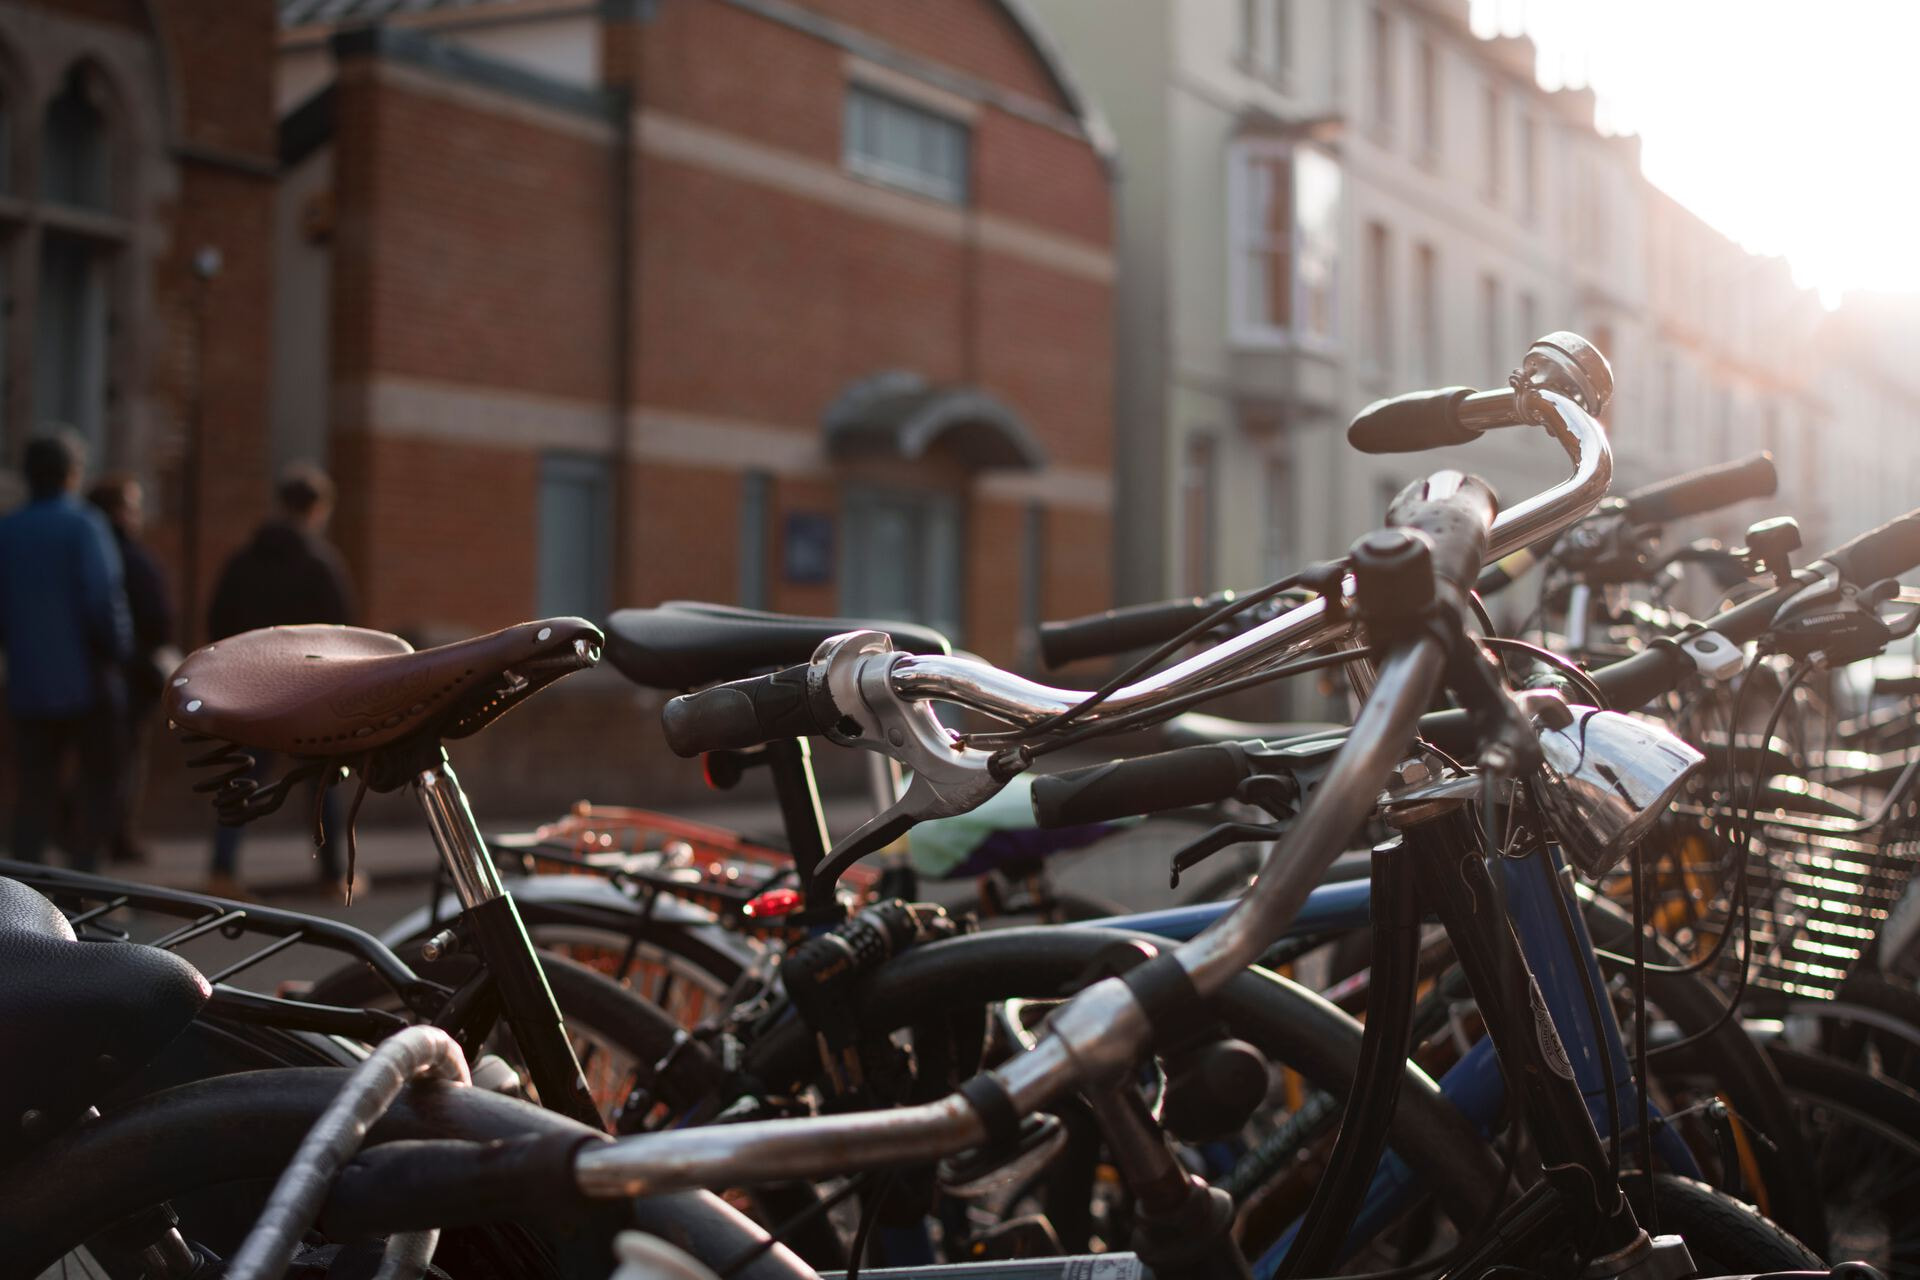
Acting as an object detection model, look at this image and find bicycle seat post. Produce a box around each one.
[412,752,605,1130]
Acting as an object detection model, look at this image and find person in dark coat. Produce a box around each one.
[0,433,132,871]
[204,465,357,898]
[88,474,174,865]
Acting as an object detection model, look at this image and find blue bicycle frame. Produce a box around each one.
[1093,841,1697,1276]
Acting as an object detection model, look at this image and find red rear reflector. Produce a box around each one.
[744,887,803,919]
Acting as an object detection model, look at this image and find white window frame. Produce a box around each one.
[843,82,970,205]
[1227,138,1341,351]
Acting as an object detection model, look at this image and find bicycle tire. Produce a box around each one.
[309,944,845,1266]
[1768,1042,1920,1278]
[2,1067,810,1280]
[1629,1173,1823,1273]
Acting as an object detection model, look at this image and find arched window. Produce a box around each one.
[42,64,112,210]
[33,63,122,448]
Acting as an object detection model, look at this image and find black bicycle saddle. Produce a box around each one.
[0,877,209,1161]
[605,601,952,691]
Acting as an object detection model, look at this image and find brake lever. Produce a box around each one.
[809,629,1005,890]
[1168,822,1286,889]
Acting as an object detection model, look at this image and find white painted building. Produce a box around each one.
[1027,0,1885,603]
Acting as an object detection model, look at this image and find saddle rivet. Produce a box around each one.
[537,626,553,642]
[354,726,373,737]
[172,677,188,687]
[20,1108,43,1134]
[185,700,203,713]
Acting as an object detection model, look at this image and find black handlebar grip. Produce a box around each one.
[1385,474,1500,594]
[1620,452,1777,526]
[1030,742,1251,828]
[1347,387,1478,454]
[1818,508,1920,587]
[1038,593,1230,667]
[661,662,841,757]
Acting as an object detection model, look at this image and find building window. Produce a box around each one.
[1481,82,1503,204]
[739,470,771,609]
[1181,433,1218,595]
[34,232,113,446]
[1363,220,1392,375]
[1413,243,1439,383]
[1519,114,1539,223]
[841,487,963,638]
[1479,273,1502,383]
[844,84,968,205]
[1416,37,1440,161]
[1241,0,1291,81]
[536,454,612,621]
[1368,7,1393,136]
[1517,289,1538,347]
[1229,141,1340,346]
[1263,453,1293,580]
[43,66,112,211]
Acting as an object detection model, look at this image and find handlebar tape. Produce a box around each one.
[1347,387,1478,454]
[661,661,841,757]
[1385,474,1500,594]
[1817,508,1920,588]
[1030,742,1251,828]
[1038,594,1231,668]
[1620,452,1777,526]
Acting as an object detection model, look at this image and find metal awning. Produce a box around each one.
[823,372,1045,471]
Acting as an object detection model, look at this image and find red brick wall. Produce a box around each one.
[329,67,617,402]
[623,461,742,607]
[791,0,1070,110]
[635,159,969,428]
[137,0,279,641]
[150,0,278,157]
[333,432,539,636]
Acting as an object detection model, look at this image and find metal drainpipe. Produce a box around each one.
[610,78,637,609]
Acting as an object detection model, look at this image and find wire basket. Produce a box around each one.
[1731,804,1920,999]
[1668,752,1920,1002]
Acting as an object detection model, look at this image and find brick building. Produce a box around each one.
[0,0,276,640]
[274,0,1117,684]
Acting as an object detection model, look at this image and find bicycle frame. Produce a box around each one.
[1093,833,1699,1276]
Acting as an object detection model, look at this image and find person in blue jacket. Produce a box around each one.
[0,432,132,870]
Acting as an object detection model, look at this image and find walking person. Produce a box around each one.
[88,474,175,865]
[205,464,358,899]
[0,432,132,872]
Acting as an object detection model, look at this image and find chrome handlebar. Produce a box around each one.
[891,384,1611,729]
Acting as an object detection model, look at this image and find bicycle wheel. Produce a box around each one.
[1629,1174,1823,1273]
[3,1067,798,1278]
[735,925,1503,1265]
[1770,1043,1920,1277]
[308,947,682,1123]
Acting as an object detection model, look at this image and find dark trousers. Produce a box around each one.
[12,709,118,872]
[210,751,343,882]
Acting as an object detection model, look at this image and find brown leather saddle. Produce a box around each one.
[168,618,602,759]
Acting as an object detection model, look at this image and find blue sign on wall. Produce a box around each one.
[783,512,834,585]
